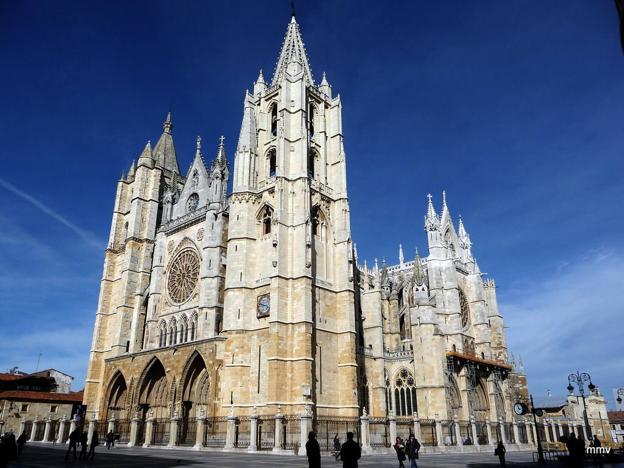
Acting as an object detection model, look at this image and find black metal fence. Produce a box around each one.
[369,418,389,448]
[151,418,170,446]
[257,417,275,450]
[420,420,437,446]
[115,419,130,444]
[235,418,250,448]
[177,417,196,446]
[474,421,489,445]
[282,416,298,450]
[204,417,227,447]
[314,417,360,452]
[34,422,45,441]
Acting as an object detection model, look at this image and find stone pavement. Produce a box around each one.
[7,444,624,467]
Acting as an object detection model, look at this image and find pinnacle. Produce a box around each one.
[272,16,314,86]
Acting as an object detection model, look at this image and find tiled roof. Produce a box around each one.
[0,390,83,403]
[608,410,624,421]
[0,373,27,381]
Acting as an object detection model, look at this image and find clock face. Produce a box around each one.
[257,294,270,317]
[513,403,525,415]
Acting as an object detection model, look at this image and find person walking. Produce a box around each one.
[305,431,321,468]
[393,436,406,468]
[339,432,361,468]
[333,434,341,461]
[65,428,80,461]
[406,434,420,468]
[16,432,26,456]
[105,430,115,449]
[86,429,99,460]
[495,440,506,466]
[78,430,88,460]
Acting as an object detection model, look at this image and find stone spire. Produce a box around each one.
[253,69,267,95]
[271,16,314,86]
[212,135,228,170]
[399,243,405,265]
[440,190,451,226]
[458,216,472,250]
[319,71,332,98]
[424,193,440,231]
[127,160,136,180]
[138,140,153,167]
[236,92,257,152]
[413,248,425,286]
[153,112,180,174]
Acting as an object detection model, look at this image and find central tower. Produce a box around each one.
[221,16,359,417]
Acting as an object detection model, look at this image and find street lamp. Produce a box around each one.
[616,388,624,405]
[567,371,595,439]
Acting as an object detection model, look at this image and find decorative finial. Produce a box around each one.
[219,135,225,148]
[163,112,173,134]
[196,135,202,152]
[442,190,447,209]
[399,243,405,265]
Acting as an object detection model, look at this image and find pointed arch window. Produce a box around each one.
[260,206,273,236]
[459,289,470,328]
[308,103,316,139]
[158,321,167,348]
[387,369,417,417]
[270,103,277,137]
[308,149,317,179]
[169,318,177,346]
[190,314,197,341]
[267,148,277,177]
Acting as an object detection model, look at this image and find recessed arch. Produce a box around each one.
[105,370,128,419]
[137,357,169,419]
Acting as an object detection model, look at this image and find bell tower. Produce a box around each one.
[221,16,359,417]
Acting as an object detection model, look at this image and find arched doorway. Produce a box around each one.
[105,371,128,420]
[138,358,169,419]
[178,352,210,445]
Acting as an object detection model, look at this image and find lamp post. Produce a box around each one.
[567,371,595,439]
[530,394,546,465]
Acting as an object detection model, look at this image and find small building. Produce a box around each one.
[0,370,83,440]
[607,410,624,445]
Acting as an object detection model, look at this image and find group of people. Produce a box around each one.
[306,431,361,468]
[0,432,28,467]
[562,433,602,464]
[393,434,421,468]
[64,427,99,461]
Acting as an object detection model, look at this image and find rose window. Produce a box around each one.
[167,249,200,304]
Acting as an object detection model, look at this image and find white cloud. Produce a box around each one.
[501,248,624,404]
[0,177,103,250]
[0,325,93,390]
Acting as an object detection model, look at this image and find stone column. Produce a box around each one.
[248,410,258,452]
[498,417,507,443]
[29,418,38,442]
[67,416,77,445]
[87,418,96,446]
[581,422,589,441]
[43,417,52,443]
[143,416,154,447]
[544,419,552,443]
[452,415,460,445]
[512,420,520,445]
[0,420,4,436]
[168,413,180,447]
[360,409,371,454]
[531,421,538,446]
[225,407,237,450]
[273,410,284,451]
[128,414,140,447]
[525,420,533,445]
[557,420,563,441]
[551,420,558,442]
[56,416,66,444]
[435,419,443,447]
[298,407,313,456]
[387,412,396,446]
[107,417,115,434]
[486,418,494,445]
[19,420,26,438]
[469,415,477,444]
[195,414,206,449]
[413,412,422,441]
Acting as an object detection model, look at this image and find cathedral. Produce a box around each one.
[83,15,530,450]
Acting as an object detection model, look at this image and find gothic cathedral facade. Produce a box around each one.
[83,17,527,440]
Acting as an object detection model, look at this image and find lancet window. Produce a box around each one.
[386,369,417,417]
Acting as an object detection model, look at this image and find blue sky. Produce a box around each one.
[1,1,623,405]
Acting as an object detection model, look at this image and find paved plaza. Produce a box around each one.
[6,444,624,468]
